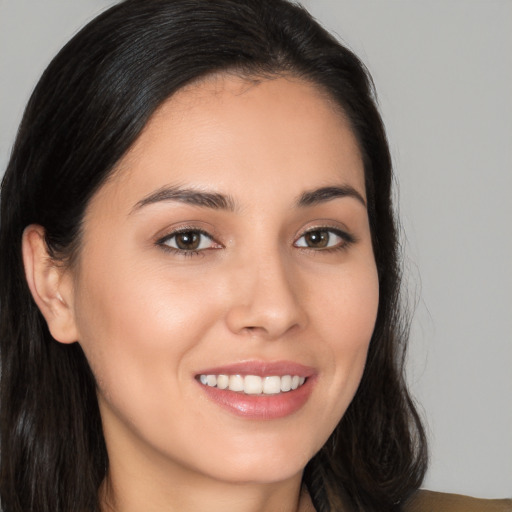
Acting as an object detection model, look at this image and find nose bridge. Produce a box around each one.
[225,243,305,339]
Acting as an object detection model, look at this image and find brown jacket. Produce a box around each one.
[405,490,512,512]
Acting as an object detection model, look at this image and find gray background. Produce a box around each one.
[1,0,511,499]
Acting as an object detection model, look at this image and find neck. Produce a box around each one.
[100,463,315,512]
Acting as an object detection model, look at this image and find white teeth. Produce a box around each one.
[280,375,292,392]
[199,373,307,395]
[244,375,263,395]
[263,376,281,395]
[216,374,229,389]
[228,375,244,392]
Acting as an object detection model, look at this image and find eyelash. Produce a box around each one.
[156,228,220,258]
[294,226,355,253]
[156,226,355,257]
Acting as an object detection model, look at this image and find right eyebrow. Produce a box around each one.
[296,185,367,208]
[130,185,238,214]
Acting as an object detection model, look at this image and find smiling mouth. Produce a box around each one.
[198,374,307,395]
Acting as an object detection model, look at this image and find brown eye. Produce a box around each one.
[303,230,329,248]
[159,229,217,252]
[175,231,201,250]
[294,228,352,250]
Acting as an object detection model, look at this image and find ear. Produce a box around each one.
[22,225,79,344]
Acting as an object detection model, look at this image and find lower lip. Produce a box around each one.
[198,378,315,420]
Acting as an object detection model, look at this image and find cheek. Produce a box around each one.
[310,258,379,405]
[312,256,379,348]
[72,259,224,415]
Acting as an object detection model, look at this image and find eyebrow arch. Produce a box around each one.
[296,185,366,208]
[131,185,237,213]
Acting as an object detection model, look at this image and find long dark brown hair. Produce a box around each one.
[0,1,427,511]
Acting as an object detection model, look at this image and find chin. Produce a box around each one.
[203,457,307,485]
[190,434,318,485]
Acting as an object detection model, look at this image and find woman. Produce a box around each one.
[0,1,510,511]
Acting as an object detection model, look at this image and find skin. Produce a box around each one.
[23,75,379,512]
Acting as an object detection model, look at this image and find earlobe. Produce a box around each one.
[22,225,79,344]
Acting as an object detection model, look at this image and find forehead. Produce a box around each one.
[92,74,365,214]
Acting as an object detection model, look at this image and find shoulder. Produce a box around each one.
[403,490,512,512]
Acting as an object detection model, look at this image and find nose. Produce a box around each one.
[225,252,307,340]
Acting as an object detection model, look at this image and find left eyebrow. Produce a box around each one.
[296,185,366,208]
[131,185,237,213]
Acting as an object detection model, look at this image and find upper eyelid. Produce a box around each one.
[160,226,212,238]
[155,225,217,244]
[296,225,354,240]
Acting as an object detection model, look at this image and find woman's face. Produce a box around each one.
[69,75,379,485]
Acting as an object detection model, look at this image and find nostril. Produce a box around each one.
[241,325,277,338]
[244,326,262,333]
[225,300,305,339]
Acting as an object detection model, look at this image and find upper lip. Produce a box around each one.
[195,360,316,378]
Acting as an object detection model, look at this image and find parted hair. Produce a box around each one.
[0,1,427,511]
